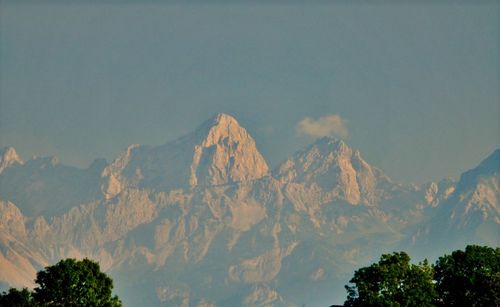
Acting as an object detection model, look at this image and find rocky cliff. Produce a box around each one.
[0,113,497,306]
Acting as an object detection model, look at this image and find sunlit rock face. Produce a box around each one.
[0,114,497,306]
[407,150,500,259]
[275,137,393,205]
[0,147,24,174]
[101,113,269,199]
[188,113,270,187]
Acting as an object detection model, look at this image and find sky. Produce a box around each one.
[0,1,498,184]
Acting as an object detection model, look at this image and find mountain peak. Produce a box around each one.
[194,113,245,145]
[314,137,350,155]
[0,147,24,173]
[211,112,239,125]
[189,113,269,186]
[100,114,270,196]
[198,113,239,130]
[275,139,392,205]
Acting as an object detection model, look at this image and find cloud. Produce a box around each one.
[296,114,348,139]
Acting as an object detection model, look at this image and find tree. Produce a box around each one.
[0,288,33,307]
[344,252,437,307]
[433,245,500,306]
[33,258,121,307]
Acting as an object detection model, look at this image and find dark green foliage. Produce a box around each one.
[0,258,121,307]
[33,258,121,307]
[0,288,33,307]
[343,245,500,306]
[433,245,500,306]
[344,252,437,307]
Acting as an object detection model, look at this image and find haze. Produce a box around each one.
[0,1,498,184]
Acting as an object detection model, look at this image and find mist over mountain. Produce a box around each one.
[404,149,499,260]
[0,113,498,306]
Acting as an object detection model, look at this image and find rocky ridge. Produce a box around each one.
[0,147,23,174]
[0,113,497,306]
[100,113,269,199]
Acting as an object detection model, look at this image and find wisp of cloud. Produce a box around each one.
[296,114,348,139]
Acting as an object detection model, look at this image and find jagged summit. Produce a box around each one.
[0,147,23,173]
[275,137,392,205]
[188,113,269,187]
[274,137,356,181]
[409,149,500,254]
[191,113,249,144]
[1,118,498,306]
[200,112,240,130]
[187,113,248,145]
[100,113,269,198]
[451,149,500,215]
[309,137,350,155]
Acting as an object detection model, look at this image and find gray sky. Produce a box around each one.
[0,2,498,184]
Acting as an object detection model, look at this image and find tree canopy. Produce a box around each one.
[343,245,499,307]
[0,288,33,307]
[344,251,437,307]
[433,245,500,306]
[0,258,121,307]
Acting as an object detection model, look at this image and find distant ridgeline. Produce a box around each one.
[0,113,498,306]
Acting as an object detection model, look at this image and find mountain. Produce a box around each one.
[406,149,500,259]
[100,113,269,199]
[0,113,497,306]
[0,147,23,174]
[0,154,106,217]
[274,137,394,205]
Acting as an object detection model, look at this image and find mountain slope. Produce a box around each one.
[101,113,269,199]
[406,150,499,259]
[275,137,394,205]
[0,147,23,174]
[0,114,497,306]
[0,155,106,217]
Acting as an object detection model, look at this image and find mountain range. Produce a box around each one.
[0,113,498,306]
